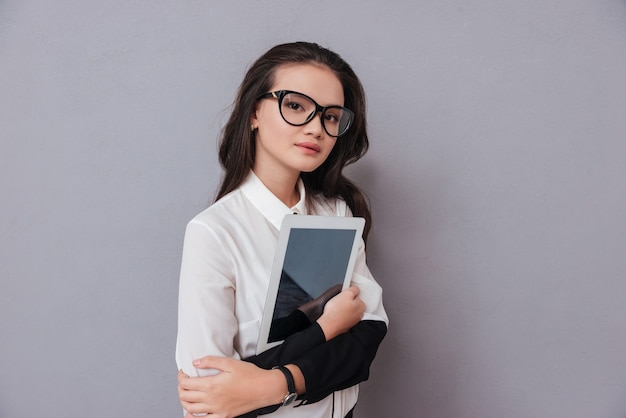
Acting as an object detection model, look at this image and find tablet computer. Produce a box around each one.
[256,214,365,354]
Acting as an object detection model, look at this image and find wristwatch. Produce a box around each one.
[273,365,298,406]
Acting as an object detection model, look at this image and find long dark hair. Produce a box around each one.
[216,41,372,240]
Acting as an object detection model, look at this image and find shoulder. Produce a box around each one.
[187,188,247,234]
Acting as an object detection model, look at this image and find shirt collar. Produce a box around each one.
[241,171,307,230]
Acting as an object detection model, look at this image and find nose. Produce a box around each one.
[303,112,325,137]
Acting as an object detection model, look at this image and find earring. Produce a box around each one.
[251,124,256,132]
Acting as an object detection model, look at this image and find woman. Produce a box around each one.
[176,41,388,418]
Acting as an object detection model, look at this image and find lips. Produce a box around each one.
[296,142,321,153]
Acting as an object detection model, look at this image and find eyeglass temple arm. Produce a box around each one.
[257,91,281,100]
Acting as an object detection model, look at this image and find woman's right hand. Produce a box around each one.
[316,286,365,341]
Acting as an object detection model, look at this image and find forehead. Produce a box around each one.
[271,63,344,106]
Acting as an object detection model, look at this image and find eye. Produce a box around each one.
[323,109,342,124]
[285,100,306,112]
[282,94,313,114]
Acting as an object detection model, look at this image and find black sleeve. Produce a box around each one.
[237,319,387,417]
[290,320,387,404]
[246,320,327,369]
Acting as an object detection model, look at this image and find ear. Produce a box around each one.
[250,107,259,131]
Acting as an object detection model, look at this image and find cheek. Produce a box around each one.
[255,103,281,128]
[322,140,338,160]
[258,111,290,137]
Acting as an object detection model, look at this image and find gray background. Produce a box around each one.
[1,1,625,417]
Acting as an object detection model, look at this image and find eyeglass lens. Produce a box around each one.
[280,92,351,137]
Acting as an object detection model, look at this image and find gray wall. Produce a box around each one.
[1,1,625,417]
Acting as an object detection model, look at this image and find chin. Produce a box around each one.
[292,154,329,174]
[298,163,324,174]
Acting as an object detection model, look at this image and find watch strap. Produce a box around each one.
[273,365,297,406]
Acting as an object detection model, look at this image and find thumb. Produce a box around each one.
[346,285,361,298]
[192,355,231,370]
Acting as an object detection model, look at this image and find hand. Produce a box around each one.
[178,357,284,418]
[316,286,365,341]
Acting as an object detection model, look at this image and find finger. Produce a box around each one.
[178,371,196,389]
[179,389,209,403]
[192,355,232,370]
[178,369,190,384]
[182,401,211,416]
[185,412,211,418]
[178,374,206,391]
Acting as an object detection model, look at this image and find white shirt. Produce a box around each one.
[176,171,388,418]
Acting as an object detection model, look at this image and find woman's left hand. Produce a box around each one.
[178,356,284,418]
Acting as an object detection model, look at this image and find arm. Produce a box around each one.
[245,238,387,372]
[176,220,239,373]
[288,320,387,404]
[182,286,385,416]
[180,320,387,418]
[247,286,363,367]
[179,287,366,417]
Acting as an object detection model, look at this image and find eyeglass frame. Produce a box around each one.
[257,90,354,138]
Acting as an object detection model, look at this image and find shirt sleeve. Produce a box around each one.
[175,219,240,377]
[337,198,388,325]
[350,239,389,324]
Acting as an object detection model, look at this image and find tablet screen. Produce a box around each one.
[268,228,357,342]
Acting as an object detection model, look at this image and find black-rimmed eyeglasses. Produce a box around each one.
[257,90,354,138]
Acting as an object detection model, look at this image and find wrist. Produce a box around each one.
[272,366,298,406]
[264,368,290,406]
[316,316,338,341]
[285,364,305,395]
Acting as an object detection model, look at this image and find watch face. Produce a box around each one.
[283,392,298,406]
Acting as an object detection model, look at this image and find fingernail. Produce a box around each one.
[193,359,200,366]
